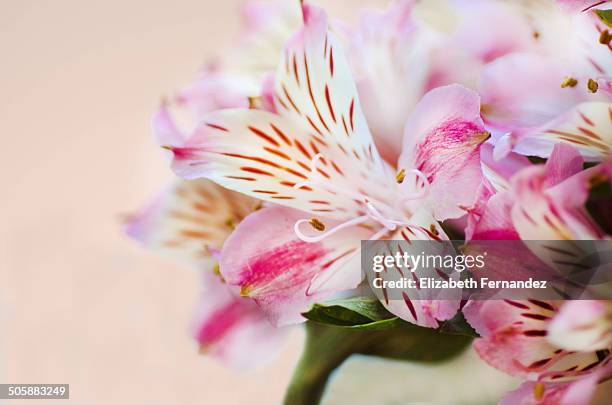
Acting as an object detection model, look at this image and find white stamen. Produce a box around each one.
[400,169,431,201]
[365,200,397,231]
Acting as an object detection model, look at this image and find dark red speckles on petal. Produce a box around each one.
[402,292,418,321]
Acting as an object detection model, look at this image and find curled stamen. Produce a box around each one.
[294,215,369,242]
[400,169,431,201]
[365,200,397,231]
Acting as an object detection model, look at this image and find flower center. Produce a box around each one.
[292,153,432,243]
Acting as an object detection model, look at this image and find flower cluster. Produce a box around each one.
[127,0,612,403]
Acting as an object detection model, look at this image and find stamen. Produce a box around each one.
[224,217,236,229]
[396,168,407,184]
[429,224,439,236]
[248,96,263,109]
[533,382,545,400]
[400,169,431,201]
[308,218,326,231]
[561,76,578,88]
[294,216,369,243]
[587,78,599,93]
[365,200,397,231]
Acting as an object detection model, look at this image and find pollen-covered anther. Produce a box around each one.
[240,285,252,297]
[429,224,439,236]
[587,78,599,93]
[599,29,611,45]
[560,76,578,88]
[308,218,326,231]
[160,145,174,150]
[396,168,407,184]
[533,382,545,400]
[248,96,263,109]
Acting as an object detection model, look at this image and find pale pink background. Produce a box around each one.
[0,1,387,404]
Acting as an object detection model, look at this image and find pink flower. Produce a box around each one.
[478,1,612,161]
[165,3,489,327]
[126,179,287,369]
[464,299,611,382]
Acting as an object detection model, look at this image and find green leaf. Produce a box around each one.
[301,297,395,327]
[594,9,612,27]
[438,311,479,338]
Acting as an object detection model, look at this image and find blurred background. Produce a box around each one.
[0,1,379,404]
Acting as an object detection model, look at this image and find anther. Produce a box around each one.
[533,382,545,400]
[224,217,236,229]
[396,169,407,184]
[429,224,439,236]
[599,30,611,45]
[561,76,578,88]
[587,78,599,93]
[248,96,263,109]
[308,218,326,231]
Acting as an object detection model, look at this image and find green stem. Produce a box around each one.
[283,321,473,405]
[283,323,360,405]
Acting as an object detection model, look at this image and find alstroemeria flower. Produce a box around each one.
[463,144,612,397]
[464,299,611,382]
[125,178,288,369]
[166,4,489,327]
[478,0,612,161]
[347,0,534,163]
[468,143,610,243]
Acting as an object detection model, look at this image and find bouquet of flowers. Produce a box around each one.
[126,0,612,403]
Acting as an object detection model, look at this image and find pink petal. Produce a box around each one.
[480,53,587,134]
[513,102,612,162]
[219,206,371,326]
[468,191,520,241]
[510,144,605,240]
[371,210,460,328]
[192,271,287,370]
[464,299,604,380]
[348,0,431,163]
[398,84,489,220]
[480,143,531,192]
[548,300,612,351]
[152,102,185,147]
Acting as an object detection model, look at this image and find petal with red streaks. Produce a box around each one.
[219,205,371,326]
[125,179,257,267]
